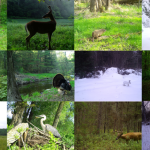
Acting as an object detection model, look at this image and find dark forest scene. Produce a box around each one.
[142,101,150,150]
[0,51,7,101]
[7,0,74,50]
[7,51,74,101]
[7,101,74,150]
[0,102,7,150]
[0,0,7,50]
[74,0,141,50]
[75,51,142,101]
[75,102,141,150]
[142,51,150,100]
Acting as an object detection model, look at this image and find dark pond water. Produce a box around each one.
[18,80,53,96]
[9,19,73,26]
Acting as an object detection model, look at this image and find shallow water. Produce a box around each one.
[18,80,53,96]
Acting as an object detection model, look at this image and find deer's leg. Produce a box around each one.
[26,33,36,49]
[48,33,52,50]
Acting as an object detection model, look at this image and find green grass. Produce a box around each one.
[23,78,31,81]
[0,0,7,50]
[0,24,7,50]
[74,4,141,51]
[22,86,74,101]
[7,21,74,50]
[23,73,57,79]
[0,135,7,150]
[76,133,141,150]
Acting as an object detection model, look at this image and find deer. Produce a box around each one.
[25,6,56,50]
[116,132,141,143]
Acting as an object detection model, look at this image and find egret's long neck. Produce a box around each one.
[40,118,45,132]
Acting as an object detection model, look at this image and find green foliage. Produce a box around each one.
[0,76,7,100]
[36,132,60,150]
[7,22,74,50]
[142,51,150,100]
[0,25,7,50]
[7,124,14,132]
[8,0,73,19]
[30,101,74,149]
[70,81,74,88]
[0,0,7,50]
[32,92,41,97]
[75,4,141,51]
[0,69,7,75]
[0,0,7,24]
[23,78,31,82]
[22,87,58,101]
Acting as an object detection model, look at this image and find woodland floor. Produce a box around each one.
[142,80,150,100]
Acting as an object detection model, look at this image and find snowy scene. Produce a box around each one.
[75,52,142,101]
[142,0,150,50]
[142,101,150,150]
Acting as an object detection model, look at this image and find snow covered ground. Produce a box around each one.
[142,27,150,50]
[142,124,150,150]
[75,67,141,101]
[142,1,150,50]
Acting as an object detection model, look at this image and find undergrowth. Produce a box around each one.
[7,23,74,50]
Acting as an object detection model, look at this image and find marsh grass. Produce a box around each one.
[0,135,7,150]
[74,4,141,51]
[7,20,74,50]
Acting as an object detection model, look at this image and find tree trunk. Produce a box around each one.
[98,0,104,13]
[105,0,110,10]
[90,0,97,12]
[7,51,22,101]
[53,102,65,128]
[11,102,27,126]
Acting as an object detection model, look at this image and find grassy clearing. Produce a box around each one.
[76,133,141,150]
[0,135,7,150]
[23,73,56,79]
[74,4,141,51]
[7,20,74,50]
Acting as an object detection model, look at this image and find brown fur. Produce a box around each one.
[25,6,56,50]
[92,29,106,42]
[116,132,141,143]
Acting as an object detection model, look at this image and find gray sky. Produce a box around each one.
[0,102,7,128]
